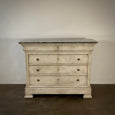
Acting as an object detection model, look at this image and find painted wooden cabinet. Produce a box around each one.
[19,38,97,98]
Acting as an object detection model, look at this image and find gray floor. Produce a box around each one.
[0,85,115,115]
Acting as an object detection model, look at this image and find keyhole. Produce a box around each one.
[57,46,59,50]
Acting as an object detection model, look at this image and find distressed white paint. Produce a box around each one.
[20,42,95,98]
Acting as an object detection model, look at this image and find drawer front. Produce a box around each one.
[29,66,87,76]
[58,54,88,65]
[58,44,92,51]
[30,76,87,87]
[29,54,57,65]
[23,43,94,51]
[29,54,88,65]
[23,44,58,51]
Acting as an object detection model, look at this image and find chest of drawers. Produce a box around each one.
[19,38,97,99]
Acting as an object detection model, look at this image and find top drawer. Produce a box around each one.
[29,54,88,65]
[22,43,95,51]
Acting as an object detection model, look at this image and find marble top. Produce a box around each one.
[19,38,98,44]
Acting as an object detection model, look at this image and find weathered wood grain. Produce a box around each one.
[20,41,97,99]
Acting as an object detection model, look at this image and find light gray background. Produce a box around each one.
[0,0,115,84]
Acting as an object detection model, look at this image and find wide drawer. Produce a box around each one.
[29,66,87,76]
[30,76,87,87]
[29,54,88,65]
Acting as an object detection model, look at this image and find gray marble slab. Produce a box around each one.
[19,38,98,44]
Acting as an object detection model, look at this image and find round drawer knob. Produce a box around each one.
[77,58,80,61]
[36,58,39,61]
[37,79,40,82]
[77,69,80,71]
[36,69,39,72]
[76,79,79,81]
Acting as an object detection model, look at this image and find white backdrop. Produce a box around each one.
[0,0,115,84]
